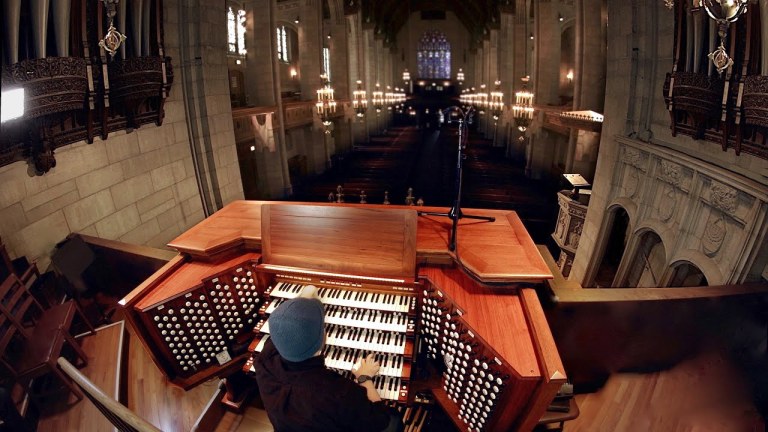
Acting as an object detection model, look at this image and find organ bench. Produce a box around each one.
[121,201,566,431]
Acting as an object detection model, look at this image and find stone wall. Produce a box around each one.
[0,0,244,270]
[569,1,768,286]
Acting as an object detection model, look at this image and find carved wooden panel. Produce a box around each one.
[665,1,767,160]
[0,0,172,174]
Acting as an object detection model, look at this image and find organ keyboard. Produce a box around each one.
[122,201,566,431]
[247,274,418,402]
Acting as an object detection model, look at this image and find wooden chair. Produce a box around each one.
[57,357,161,432]
[0,275,95,402]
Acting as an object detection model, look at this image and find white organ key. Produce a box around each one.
[270,282,410,313]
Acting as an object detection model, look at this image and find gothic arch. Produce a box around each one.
[664,250,725,286]
[619,227,667,287]
[585,203,632,287]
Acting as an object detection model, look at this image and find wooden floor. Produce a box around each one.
[565,351,765,432]
[37,322,124,432]
[36,320,219,432]
[125,323,220,432]
[34,322,765,432]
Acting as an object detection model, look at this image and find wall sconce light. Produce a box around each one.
[327,33,332,39]
[529,33,534,40]
[294,16,300,24]
[236,59,242,65]
[558,14,564,22]
[566,70,574,82]
[290,68,298,78]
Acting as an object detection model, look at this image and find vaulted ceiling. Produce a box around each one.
[350,0,512,47]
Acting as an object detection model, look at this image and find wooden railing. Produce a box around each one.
[537,245,768,390]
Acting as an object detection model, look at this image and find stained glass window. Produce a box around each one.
[277,26,289,62]
[417,30,451,79]
[323,47,331,82]
[237,9,246,55]
[227,7,237,54]
[227,6,246,56]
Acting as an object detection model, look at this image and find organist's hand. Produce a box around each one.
[352,353,380,379]
[298,284,321,301]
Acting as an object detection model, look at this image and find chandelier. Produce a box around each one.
[316,74,337,130]
[372,83,384,113]
[475,84,488,114]
[456,68,465,84]
[489,80,504,122]
[512,76,534,135]
[352,80,367,118]
[402,69,410,83]
[701,0,749,74]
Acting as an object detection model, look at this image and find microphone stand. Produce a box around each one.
[418,106,495,251]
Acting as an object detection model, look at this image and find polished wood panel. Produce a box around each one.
[134,252,261,310]
[419,266,540,377]
[261,204,417,279]
[516,288,567,431]
[168,201,552,284]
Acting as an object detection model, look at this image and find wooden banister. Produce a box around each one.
[57,357,162,432]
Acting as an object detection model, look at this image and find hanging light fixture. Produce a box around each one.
[512,76,534,137]
[701,0,749,74]
[98,0,127,57]
[402,69,410,83]
[475,84,488,114]
[456,68,465,84]
[316,74,337,132]
[489,81,504,122]
[372,83,384,113]
[353,80,368,118]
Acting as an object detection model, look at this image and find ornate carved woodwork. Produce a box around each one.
[666,1,766,160]
[552,191,587,278]
[109,56,173,129]
[668,71,723,139]
[0,0,172,174]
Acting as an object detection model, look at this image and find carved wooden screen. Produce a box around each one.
[664,1,766,160]
[0,0,172,175]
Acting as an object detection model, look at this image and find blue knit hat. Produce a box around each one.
[268,297,325,362]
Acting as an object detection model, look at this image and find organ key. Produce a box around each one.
[269,282,412,313]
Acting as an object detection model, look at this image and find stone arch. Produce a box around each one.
[664,259,709,287]
[586,203,632,287]
[621,226,667,287]
[665,249,725,286]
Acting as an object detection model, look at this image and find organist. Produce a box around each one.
[253,284,403,432]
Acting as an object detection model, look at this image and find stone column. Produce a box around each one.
[177,0,245,212]
[299,0,323,101]
[566,0,607,180]
[533,0,560,106]
[347,13,367,144]
[245,0,276,106]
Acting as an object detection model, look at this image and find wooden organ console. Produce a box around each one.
[122,201,566,431]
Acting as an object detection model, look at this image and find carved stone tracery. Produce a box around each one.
[709,182,738,215]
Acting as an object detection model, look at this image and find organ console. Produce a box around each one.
[121,200,565,431]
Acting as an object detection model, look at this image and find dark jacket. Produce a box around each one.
[253,339,392,432]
